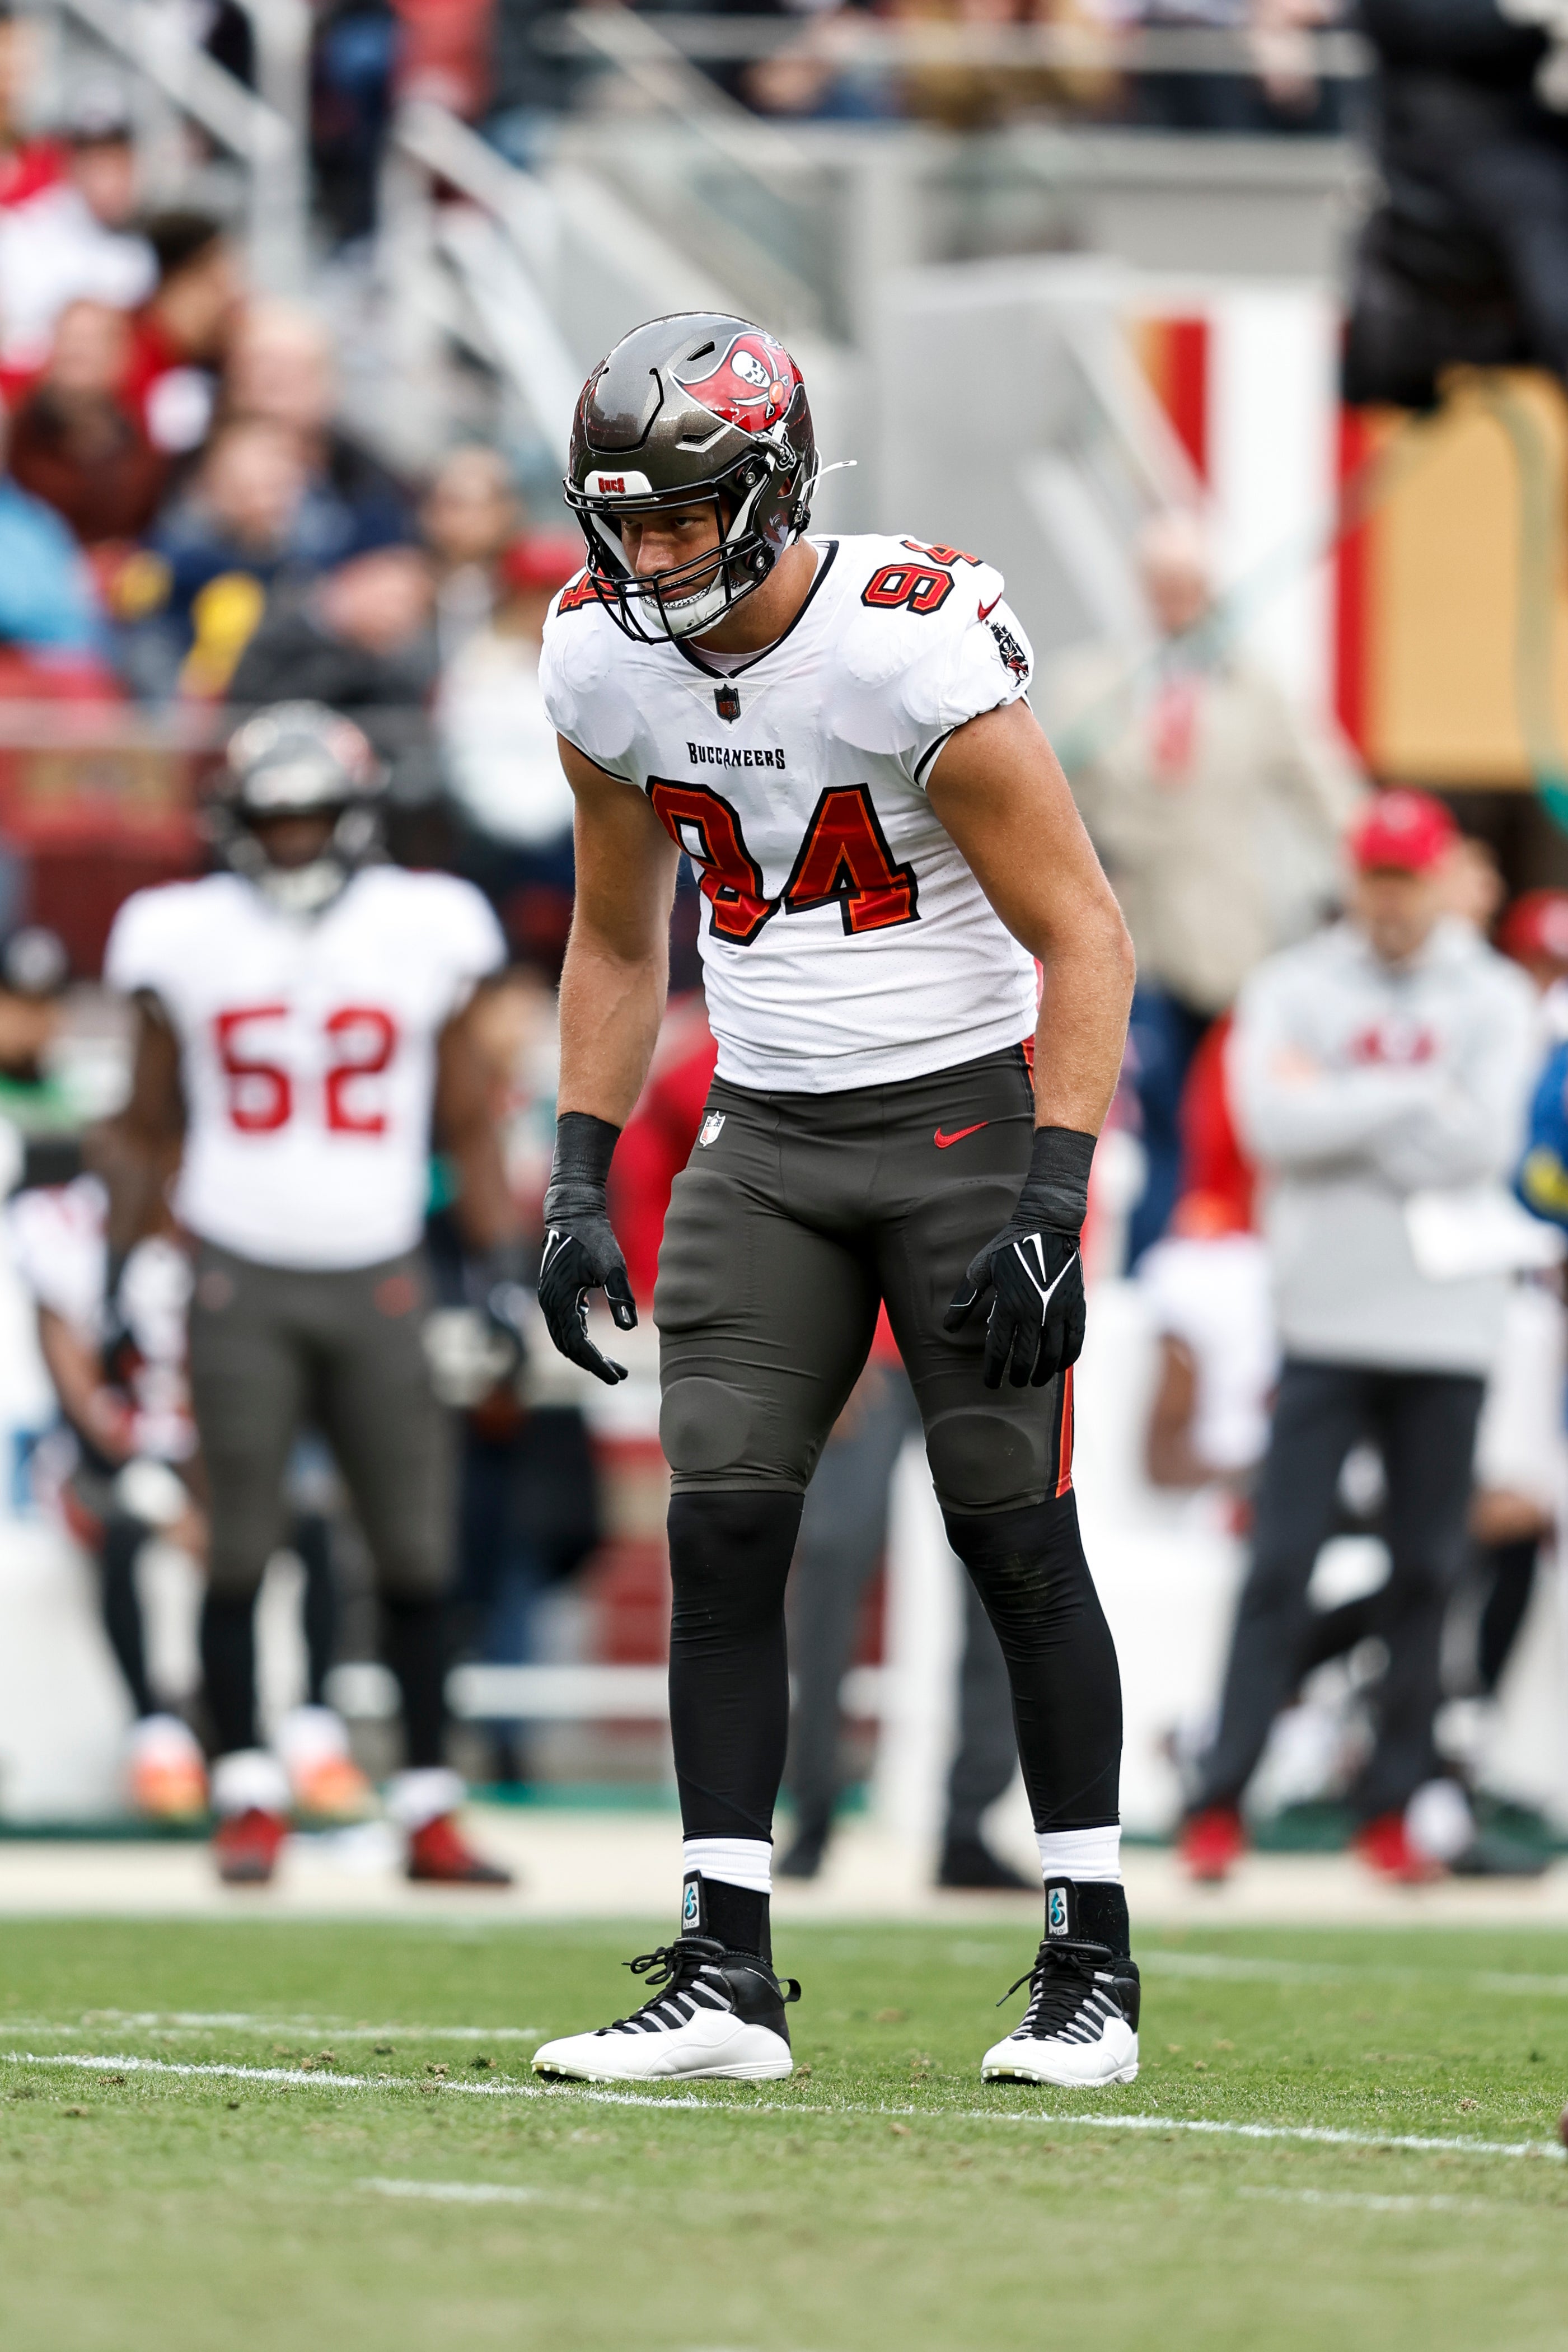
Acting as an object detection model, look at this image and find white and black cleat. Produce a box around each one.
[532,1934,801,2084]
[982,1878,1140,2088]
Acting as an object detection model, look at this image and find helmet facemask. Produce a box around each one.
[216,703,383,919]
[569,445,792,644]
[226,803,380,919]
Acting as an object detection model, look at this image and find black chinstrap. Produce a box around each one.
[592,538,773,646]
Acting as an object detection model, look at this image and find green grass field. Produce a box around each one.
[3,1915,1567,2351]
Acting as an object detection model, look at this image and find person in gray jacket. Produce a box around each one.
[1179,789,1537,1883]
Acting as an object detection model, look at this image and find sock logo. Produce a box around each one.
[1046,1885,1069,1937]
[682,1878,701,1931]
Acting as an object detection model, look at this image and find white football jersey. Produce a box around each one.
[105,867,505,1270]
[540,534,1040,1092]
[6,1174,195,1461]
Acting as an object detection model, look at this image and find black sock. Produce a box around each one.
[1477,1536,1539,1694]
[383,1595,448,1769]
[1075,1879,1131,1957]
[101,1515,155,1719]
[201,1592,259,1755]
[685,1871,771,1964]
[293,1513,339,1706]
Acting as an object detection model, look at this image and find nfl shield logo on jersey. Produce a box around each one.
[714,682,741,723]
[699,1112,726,1148]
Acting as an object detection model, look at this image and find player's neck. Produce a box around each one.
[691,539,819,659]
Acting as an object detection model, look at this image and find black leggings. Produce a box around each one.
[1195,1360,1485,1823]
[659,1051,1122,1851]
[668,1486,1121,1844]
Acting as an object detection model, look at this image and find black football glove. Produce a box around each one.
[943,1127,1094,1390]
[424,1241,533,1410]
[480,1239,533,1372]
[538,1111,636,1386]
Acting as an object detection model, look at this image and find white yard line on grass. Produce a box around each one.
[1139,1953,1342,1984]
[5,2050,1564,2166]
[1143,1953,1568,1996]
[953,2107,1567,2161]
[21,2013,548,2042]
[1238,2186,1495,2215]
[1,2049,776,2110]
[360,2178,551,2205]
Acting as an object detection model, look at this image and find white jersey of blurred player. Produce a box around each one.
[7,1172,193,1463]
[541,534,1039,1093]
[105,866,504,1269]
[105,700,520,1887]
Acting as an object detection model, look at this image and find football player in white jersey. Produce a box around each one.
[105,704,521,1885]
[528,315,1140,2089]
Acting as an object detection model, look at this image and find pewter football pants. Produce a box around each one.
[188,1241,455,1762]
[653,1049,1122,1849]
[187,1241,454,1607]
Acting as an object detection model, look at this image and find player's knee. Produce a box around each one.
[204,1544,270,1606]
[375,1540,452,1604]
[668,1489,802,1628]
[660,1376,757,1475]
[943,1490,1097,1627]
[923,1404,1048,1514]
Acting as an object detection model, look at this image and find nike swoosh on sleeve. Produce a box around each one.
[977,595,1001,620]
[934,1123,989,1148]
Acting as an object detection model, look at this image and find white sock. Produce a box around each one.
[1036,1825,1121,1885]
[682,1835,772,1895]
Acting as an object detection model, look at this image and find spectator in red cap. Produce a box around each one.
[1497,888,1568,998]
[1178,789,1538,1885]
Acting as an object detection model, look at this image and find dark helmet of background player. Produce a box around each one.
[564,312,817,643]
[215,700,383,918]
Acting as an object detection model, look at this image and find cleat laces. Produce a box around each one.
[999,1942,1124,2047]
[603,1935,737,2037]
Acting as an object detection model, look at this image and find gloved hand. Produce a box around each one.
[943,1126,1094,1390]
[480,1239,533,1372]
[537,1111,636,1386]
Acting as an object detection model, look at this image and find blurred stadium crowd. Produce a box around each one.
[1,0,1567,1891]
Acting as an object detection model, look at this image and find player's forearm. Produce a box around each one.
[1030,890,1136,1135]
[449,1129,523,1254]
[927,699,1134,1135]
[107,1002,185,1252]
[38,1310,132,1461]
[556,924,668,1129]
[104,1137,174,1257]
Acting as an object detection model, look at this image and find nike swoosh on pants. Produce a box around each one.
[934,1123,989,1148]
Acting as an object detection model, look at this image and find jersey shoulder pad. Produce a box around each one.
[540,577,640,777]
[830,535,1028,766]
[102,873,238,995]
[550,567,616,621]
[358,866,506,974]
[837,535,1006,685]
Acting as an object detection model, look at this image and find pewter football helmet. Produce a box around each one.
[565,313,817,643]
[217,702,383,917]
